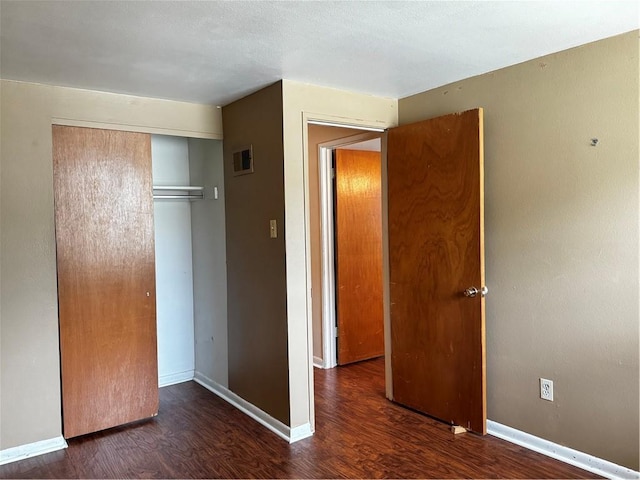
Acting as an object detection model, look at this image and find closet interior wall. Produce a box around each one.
[151,135,228,389]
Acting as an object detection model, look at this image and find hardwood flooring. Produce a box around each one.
[0,358,598,478]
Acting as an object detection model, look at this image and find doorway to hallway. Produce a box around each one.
[307,124,383,369]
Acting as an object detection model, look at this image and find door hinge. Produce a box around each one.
[331,167,336,179]
[334,326,338,338]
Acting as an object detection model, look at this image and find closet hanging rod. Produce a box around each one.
[153,194,203,200]
[152,185,204,191]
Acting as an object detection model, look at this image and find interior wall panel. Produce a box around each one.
[398,31,639,469]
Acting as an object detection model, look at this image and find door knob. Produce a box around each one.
[464,286,488,298]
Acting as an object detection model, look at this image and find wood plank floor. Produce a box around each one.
[0,358,598,479]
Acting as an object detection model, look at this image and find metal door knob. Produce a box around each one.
[464,286,488,298]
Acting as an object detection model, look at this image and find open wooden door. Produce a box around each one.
[335,149,384,365]
[53,125,158,439]
[387,109,486,433]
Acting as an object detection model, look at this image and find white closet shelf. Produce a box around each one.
[153,185,204,200]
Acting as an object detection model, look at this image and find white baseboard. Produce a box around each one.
[159,369,195,387]
[0,436,67,466]
[194,371,313,444]
[290,422,314,442]
[487,420,639,479]
[313,356,325,369]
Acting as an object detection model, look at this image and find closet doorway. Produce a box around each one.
[53,126,227,439]
[151,134,228,391]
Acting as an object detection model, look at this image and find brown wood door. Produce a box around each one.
[387,109,486,433]
[53,125,158,439]
[335,149,384,365]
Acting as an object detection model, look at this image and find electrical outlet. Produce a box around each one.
[540,378,554,401]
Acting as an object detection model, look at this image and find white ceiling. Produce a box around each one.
[1,1,637,106]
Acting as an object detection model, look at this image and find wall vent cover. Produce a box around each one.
[232,146,253,176]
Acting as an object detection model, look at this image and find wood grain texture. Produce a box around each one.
[52,125,158,439]
[0,359,599,479]
[387,109,486,433]
[335,149,384,365]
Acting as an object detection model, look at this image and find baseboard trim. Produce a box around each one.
[487,420,639,479]
[313,356,325,369]
[0,436,68,466]
[159,369,195,387]
[194,371,313,444]
[290,423,314,442]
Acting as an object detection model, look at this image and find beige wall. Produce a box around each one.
[307,125,364,361]
[3,30,636,468]
[0,80,222,450]
[399,31,639,469]
[222,82,290,425]
[282,80,398,429]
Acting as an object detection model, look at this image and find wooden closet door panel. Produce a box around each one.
[335,149,384,364]
[53,125,158,439]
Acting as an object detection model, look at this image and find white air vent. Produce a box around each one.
[232,146,253,176]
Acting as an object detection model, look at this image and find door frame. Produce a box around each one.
[302,114,392,433]
[316,132,383,369]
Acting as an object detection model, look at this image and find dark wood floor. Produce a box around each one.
[1,358,598,479]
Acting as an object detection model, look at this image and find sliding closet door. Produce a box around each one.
[53,125,158,439]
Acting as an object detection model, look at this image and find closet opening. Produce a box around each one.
[151,135,228,390]
[54,127,228,440]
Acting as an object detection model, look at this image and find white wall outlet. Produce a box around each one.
[540,378,554,401]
